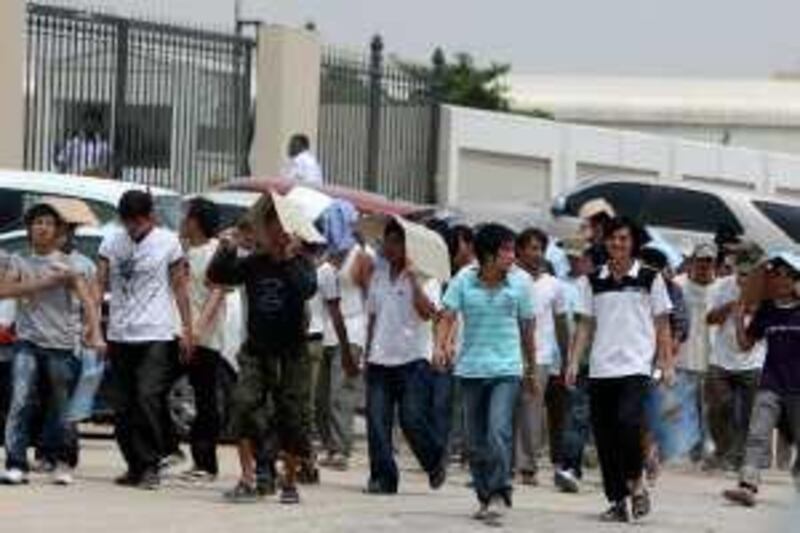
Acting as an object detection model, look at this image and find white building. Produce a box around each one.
[507,75,800,156]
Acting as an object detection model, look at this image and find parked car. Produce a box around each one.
[550,177,800,253]
[0,169,182,233]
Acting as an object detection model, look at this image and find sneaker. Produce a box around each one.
[224,481,261,503]
[1,468,29,485]
[52,464,75,486]
[723,486,757,508]
[554,469,580,494]
[600,501,630,523]
[297,462,320,485]
[279,485,301,505]
[631,490,652,520]
[494,488,513,509]
[179,468,217,483]
[114,471,141,487]
[137,469,161,491]
[519,470,538,487]
[159,450,187,473]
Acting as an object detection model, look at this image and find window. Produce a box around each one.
[639,186,743,235]
[753,201,800,243]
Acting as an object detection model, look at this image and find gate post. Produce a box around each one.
[110,20,129,179]
[426,48,445,203]
[365,35,383,193]
[251,25,321,178]
[0,0,25,169]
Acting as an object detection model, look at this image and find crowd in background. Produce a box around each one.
[0,183,798,524]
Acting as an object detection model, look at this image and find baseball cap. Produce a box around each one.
[765,249,800,276]
[691,242,718,260]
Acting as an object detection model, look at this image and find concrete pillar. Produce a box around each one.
[0,0,25,169]
[251,25,321,177]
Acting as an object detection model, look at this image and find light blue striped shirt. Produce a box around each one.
[443,266,535,379]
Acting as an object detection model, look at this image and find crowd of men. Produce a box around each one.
[0,186,798,525]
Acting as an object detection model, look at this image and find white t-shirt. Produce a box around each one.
[99,227,184,343]
[284,151,323,185]
[576,261,673,379]
[675,274,716,373]
[366,264,441,367]
[529,273,567,368]
[186,239,226,353]
[709,276,765,371]
[319,248,368,349]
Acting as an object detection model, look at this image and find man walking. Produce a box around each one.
[363,219,445,495]
[97,190,193,490]
[723,251,800,506]
[435,223,537,522]
[1,202,104,486]
[567,217,673,522]
[514,228,568,486]
[178,198,227,482]
[316,202,370,471]
[705,243,766,471]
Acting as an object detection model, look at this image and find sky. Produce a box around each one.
[45,0,800,77]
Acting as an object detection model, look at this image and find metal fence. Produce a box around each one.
[24,3,254,193]
[318,36,442,203]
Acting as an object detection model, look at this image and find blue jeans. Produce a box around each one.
[560,372,591,477]
[461,376,521,503]
[430,369,454,450]
[5,342,79,471]
[365,360,444,492]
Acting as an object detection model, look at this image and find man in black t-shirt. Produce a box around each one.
[723,252,800,507]
[207,204,317,505]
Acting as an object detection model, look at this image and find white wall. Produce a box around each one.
[437,105,800,206]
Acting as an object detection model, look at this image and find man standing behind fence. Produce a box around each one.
[283,134,324,185]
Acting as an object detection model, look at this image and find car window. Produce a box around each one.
[562,182,649,219]
[0,189,24,234]
[217,204,249,230]
[753,201,800,243]
[640,186,743,235]
[153,195,181,230]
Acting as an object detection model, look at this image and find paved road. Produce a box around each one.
[2,439,796,533]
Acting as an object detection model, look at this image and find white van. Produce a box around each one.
[550,178,800,253]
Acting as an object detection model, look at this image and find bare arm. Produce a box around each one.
[170,261,193,354]
[407,271,437,321]
[520,317,537,373]
[71,276,104,350]
[434,310,457,368]
[566,315,594,385]
[707,302,736,326]
[326,298,358,376]
[654,313,674,376]
[194,285,226,340]
[734,303,757,352]
[0,275,67,299]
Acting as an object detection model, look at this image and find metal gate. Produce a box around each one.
[318,36,441,203]
[24,3,254,193]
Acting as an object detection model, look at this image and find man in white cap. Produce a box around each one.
[673,242,719,463]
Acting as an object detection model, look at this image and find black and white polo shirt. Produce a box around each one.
[576,260,673,379]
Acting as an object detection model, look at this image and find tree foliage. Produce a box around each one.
[400,50,511,111]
